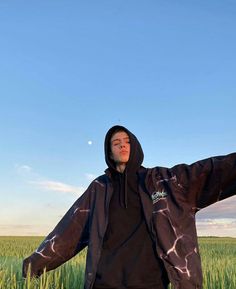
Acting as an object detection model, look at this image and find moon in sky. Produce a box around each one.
[88,140,92,145]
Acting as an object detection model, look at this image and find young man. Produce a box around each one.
[23,125,236,289]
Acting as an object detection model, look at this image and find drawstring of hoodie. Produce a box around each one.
[124,171,128,208]
[118,171,128,208]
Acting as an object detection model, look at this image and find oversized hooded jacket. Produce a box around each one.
[23,125,236,289]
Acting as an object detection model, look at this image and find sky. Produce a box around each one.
[0,0,236,237]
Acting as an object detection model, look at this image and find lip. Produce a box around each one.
[120,150,128,154]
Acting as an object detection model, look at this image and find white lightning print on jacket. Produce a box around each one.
[152,180,198,280]
[35,207,90,260]
[35,235,57,259]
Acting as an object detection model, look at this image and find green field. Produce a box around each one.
[0,236,235,289]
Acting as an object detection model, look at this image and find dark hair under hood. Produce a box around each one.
[104,125,144,208]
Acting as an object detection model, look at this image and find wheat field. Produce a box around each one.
[0,236,235,289]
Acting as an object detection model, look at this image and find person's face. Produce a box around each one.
[110,131,130,165]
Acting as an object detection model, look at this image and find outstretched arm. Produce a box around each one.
[22,184,93,277]
[171,153,236,209]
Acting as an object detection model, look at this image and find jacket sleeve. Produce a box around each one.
[22,183,94,278]
[171,152,236,209]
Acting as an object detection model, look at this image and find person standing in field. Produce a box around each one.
[23,125,236,289]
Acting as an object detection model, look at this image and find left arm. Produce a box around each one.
[171,153,236,209]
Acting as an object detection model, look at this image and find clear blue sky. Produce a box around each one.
[0,0,235,236]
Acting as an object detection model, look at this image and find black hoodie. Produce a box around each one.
[94,126,168,289]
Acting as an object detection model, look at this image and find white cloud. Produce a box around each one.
[0,224,51,236]
[14,163,85,197]
[196,196,236,237]
[15,164,33,175]
[197,196,236,219]
[29,180,85,196]
[85,173,97,181]
[196,218,236,237]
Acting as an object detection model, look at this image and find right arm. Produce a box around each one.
[22,183,94,277]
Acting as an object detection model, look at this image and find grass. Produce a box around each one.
[0,236,235,289]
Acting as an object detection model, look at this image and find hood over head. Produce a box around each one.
[104,125,144,173]
[104,125,144,208]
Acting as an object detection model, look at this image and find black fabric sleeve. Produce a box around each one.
[22,183,93,278]
[171,153,236,209]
